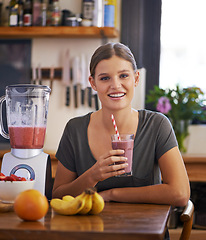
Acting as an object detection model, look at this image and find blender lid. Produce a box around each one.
[6,84,51,94]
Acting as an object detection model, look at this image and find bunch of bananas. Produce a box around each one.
[50,188,105,216]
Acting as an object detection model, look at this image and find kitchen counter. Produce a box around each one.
[0,202,170,240]
[181,153,206,182]
[1,150,206,181]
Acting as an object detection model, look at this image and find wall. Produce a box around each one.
[35,38,107,152]
[35,1,205,155]
[185,125,206,154]
[30,0,121,152]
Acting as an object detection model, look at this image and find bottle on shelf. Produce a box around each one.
[51,0,61,26]
[17,0,24,26]
[41,0,47,26]
[104,0,116,27]
[93,0,104,27]
[32,0,41,26]
[23,0,32,26]
[9,0,18,26]
[2,6,10,26]
[46,0,53,26]
[82,0,94,27]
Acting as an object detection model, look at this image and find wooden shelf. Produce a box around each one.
[0,26,119,39]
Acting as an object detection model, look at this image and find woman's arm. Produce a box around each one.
[99,146,190,207]
[52,161,94,198]
[52,149,129,198]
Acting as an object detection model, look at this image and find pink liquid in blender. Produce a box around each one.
[9,126,46,149]
[112,139,134,175]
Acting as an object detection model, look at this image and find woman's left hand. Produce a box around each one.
[99,189,112,202]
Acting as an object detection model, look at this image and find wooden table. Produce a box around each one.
[0,202,170,240]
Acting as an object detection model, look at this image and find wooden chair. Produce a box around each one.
[179,199,194,240]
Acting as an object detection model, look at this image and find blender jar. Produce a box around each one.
[0,84,51,150]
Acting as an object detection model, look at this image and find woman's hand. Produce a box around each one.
[89,149,128,182]
[99,189,112,202]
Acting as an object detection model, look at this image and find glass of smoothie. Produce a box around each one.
[111,134,134,177]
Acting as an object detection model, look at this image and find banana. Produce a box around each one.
[50,197,84,215]
[89,191,105,215]
[50,188,105,216]
[76,191,93,215]
[62,195,74,202]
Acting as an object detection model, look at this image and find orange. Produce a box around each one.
[14,189,49,221]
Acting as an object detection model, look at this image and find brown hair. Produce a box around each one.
[89,42,138,78]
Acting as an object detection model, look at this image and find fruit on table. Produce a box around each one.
[14,189,49,221]
[50,188,105,216]
[50,198,84,215]
[62,195,74,201]
[89,191,105,215]
[76,190,93,215]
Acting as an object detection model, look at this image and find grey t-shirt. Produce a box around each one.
[56,110,177,192]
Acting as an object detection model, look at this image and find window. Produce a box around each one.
[160,0,206,94]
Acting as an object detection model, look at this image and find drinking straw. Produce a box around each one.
[111,114,120,140]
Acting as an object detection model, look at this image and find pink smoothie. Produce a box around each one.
[112,139,134,175]
[9,126,46,149]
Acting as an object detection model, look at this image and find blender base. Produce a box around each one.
[1,151,52,200]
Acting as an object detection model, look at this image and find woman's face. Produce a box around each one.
[89,55,139,112]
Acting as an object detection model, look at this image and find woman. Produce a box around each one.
[52,42,190,207]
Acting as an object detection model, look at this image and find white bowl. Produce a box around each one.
[0,180,35,203]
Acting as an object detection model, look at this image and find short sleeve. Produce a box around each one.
[55,113,93,175]
[155,113,178,160]
[55,121,76,172]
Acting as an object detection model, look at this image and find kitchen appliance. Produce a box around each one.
[0,84,52,199]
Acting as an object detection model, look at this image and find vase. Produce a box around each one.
[172,120,190,153]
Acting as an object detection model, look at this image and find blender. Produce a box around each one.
[0,84,52,200]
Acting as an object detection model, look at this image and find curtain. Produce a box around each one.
[121,0,162,110]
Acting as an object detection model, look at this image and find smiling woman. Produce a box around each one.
[52,43,190,223]
[89,55,139,112]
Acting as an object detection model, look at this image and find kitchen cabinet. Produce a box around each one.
[0,26,118,39]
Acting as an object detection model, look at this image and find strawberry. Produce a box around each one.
[0,173,29,181]
[4,176,16,181]
[11,174,22,181]
[0,175,6,181]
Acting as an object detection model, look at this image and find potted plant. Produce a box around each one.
[146,85,206,152]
